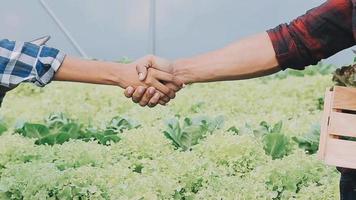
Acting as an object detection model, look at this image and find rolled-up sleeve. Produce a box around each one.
[267,0,355,70]
[0,39,65,89]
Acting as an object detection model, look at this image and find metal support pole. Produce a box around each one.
[149,0,156,55]
[39,0,89,58]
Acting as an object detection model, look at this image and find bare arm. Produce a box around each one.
[54,56,180,100]
[124,32,280,106]
[54,56,124,86]
[173,32,280,84]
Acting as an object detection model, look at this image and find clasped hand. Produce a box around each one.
[124,55,183,107]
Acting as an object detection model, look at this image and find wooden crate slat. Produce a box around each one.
[324,138,356,169]
[319,86,356,169]
[318,90,333,160]
[329,111,356,137]
[333,86,356,111]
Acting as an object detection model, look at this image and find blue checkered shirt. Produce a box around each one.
[0,39,65,105]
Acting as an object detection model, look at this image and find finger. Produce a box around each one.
[159,83,182,104]
[152,70,184,88]
[165,83,181,92]
[171,77,185,89]
[136,64,148,81]
[124,86,135,98]
[158,100,166,105]
[139,87,156,107]
[148,92,161,107]
[157,91,170,104]
[148,78,176,99]
[152,90,170,103]
[160,94,171,103]
[132,86,146,103]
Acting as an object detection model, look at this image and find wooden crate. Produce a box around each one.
[318,86,356,169]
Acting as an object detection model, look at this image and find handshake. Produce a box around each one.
[122,55,189,108]
[59,33,274,104]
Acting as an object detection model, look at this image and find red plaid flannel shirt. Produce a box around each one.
[267,0,356,70]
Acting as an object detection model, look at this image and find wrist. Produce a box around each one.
[172,58,198,84]
[104,62,128,88]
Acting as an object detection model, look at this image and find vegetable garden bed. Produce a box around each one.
[0,66,339,199]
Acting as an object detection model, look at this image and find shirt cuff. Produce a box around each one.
[267,24,316,71]
[34,46,66,87]
[0,40,66,89]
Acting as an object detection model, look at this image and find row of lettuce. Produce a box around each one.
[1,113,321,160]
[0,112,336,199]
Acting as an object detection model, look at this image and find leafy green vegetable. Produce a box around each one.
[163,115,224,150]
[292,124,320,154]
[106,116,141,134]
[0,120,7,136]
[252,121,282,137]
[227,126,239,135]
[117,56,132,64]
[271,62,335,80]
[190,101,205,113]
[263,132,292,160]
[249,121,292,159]
[45,113,73,129]
[332,64,356,87]
[317,97,324,110]
[15,114,139,146]
[16,123,50,138]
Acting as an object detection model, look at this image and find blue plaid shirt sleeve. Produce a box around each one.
[0,39,65,89]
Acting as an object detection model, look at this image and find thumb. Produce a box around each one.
[136,64,148,81]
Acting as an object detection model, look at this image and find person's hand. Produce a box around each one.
[134,55,174,81]
[124,55,184,107]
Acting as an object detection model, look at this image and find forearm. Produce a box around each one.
[54,56,124,86]
[173,32,280,84]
